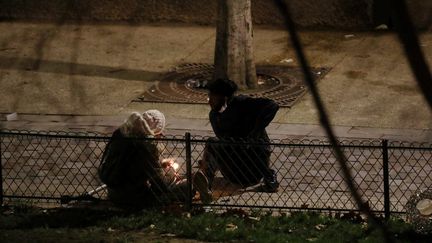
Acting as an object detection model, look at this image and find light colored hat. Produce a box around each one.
[142,109,166,135]
[417,199,432,216]
[119,112,147,136]
[120,110,165,136]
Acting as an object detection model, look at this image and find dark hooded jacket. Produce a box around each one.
[99,129,174,207]
[209,95,279,142]
[208,95,279,185]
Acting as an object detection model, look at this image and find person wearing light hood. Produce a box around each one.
[99,110,188,208]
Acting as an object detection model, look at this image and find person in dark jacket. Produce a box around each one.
[193,78,280,203]
[99,110,188,208]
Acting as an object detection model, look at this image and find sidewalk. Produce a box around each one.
[0,22,431,141]
[1,113,431,142]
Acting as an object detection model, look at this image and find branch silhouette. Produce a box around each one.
[273,0,393,242]
[391,0,432,111]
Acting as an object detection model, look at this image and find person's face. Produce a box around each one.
[208,92,226,111]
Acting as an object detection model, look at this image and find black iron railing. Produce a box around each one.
[0,130,431,218]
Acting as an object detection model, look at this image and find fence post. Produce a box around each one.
[185,132,192,211]
[0,133,3,206]
[382,139,390,220]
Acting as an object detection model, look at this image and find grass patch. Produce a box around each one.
[1,205,430,242]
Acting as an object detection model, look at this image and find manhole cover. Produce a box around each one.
[134,63,329,107]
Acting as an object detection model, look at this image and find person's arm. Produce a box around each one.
[209,110,223,137]
[99,129,127,187]
[244,97,279,137]
[137,142,169,191]
[143,142,179,191]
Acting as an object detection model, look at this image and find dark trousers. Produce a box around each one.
[200,138,273,188]
[108,179,190,208]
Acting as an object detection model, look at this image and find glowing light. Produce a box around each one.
[172,162,179,171]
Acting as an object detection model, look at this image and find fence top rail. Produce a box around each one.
[0,129,109,139]
[388,141,432,150]
[1,129,431,149]
[190,137,384,148]
[0,129,186,142]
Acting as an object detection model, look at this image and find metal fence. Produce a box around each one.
[0,130,431,217]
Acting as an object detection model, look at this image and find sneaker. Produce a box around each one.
[263,169,279,193]
[193,170,213,204]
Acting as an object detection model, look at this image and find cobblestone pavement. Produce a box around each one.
[2,113,432,141]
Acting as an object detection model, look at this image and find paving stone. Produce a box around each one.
[0,121,31,130]
[275,123,318,136]
[166,118,210,131]
[18,114,74,123]
[310,126,353,138]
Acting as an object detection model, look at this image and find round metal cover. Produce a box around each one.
[134,63,329,107]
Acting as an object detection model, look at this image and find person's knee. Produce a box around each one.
[206,137,219,143]
[205,137,220,150]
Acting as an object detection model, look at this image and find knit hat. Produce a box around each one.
[119,110,165,137]
[142,109,166,136]
[119,112,148,136]
[207,78,238,97]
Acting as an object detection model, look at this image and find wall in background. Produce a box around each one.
[0,0,430,30]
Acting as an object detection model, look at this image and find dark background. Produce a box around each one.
[0,0,430,29]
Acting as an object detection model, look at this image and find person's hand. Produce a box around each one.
[161,158,179,183]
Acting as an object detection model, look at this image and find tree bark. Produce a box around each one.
[213,0,257,90]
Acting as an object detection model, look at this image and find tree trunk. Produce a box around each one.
[213,0,257,90]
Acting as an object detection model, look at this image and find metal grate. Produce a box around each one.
[134,63,329,107]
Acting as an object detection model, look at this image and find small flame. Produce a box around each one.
[172,162,179,171]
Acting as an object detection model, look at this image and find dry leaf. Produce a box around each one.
[315,224,325,231]
[280,58,293,63]
[226,223,238,231]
